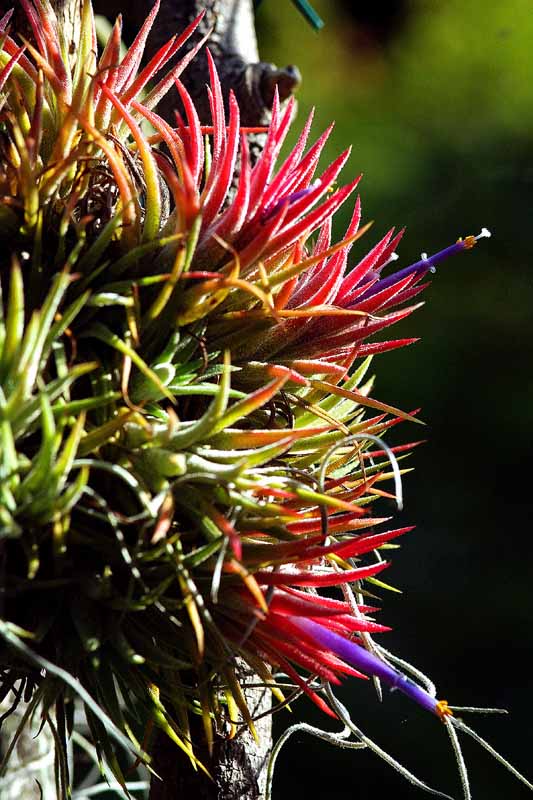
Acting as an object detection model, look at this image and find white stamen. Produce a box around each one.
[420,252,437,274]
[420,252,436,272]
[382,252,399,267]
[476,227,492,240]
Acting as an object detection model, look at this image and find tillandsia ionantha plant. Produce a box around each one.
[0,1,530,798]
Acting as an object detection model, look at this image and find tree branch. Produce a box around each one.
[150,670,272,800]
[93,0,301,127]
[0,0,82,62]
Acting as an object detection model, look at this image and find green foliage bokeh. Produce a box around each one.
[257,1,533,797]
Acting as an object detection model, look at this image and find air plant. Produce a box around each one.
[0,1,529,798]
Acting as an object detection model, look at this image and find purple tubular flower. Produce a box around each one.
[289,615,449,717]
[353,235,479,304]
[261,182,321,222]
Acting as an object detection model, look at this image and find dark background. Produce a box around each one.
[256,1,533,798]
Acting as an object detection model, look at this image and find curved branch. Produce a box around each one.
[93,0,301,126]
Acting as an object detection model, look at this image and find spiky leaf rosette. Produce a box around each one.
[0,1,493,796]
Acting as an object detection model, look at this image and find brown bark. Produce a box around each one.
[0,0,82,64]
[150,671,272,800]
[0,696,56,800]
[92,0,300,127]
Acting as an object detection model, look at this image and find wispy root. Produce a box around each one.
[317,432,404,510]
[266,681,454,800]
[267,677,533,800]
[445,715,533,797]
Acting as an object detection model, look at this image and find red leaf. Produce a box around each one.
[337,228,395,300]
[254,560,389,587]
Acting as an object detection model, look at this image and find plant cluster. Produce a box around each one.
[0,2,525,798]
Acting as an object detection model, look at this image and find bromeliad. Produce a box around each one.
[0,2,528,798]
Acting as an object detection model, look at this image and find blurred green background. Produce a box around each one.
[256,1,533,798]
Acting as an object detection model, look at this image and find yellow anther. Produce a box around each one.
[457,235,477,250]
[436,699,454,719]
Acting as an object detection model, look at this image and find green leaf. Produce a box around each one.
[10,361,98,436]
[255,0,324,30]
[210,375,288,435]
[71,594,102,653]
[19,393,58,495]
[82,322,175,403]
[166,351,231,449]
[0,261,24,380]
[290,0,324,30]
[76,210,125,277]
